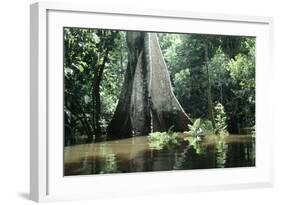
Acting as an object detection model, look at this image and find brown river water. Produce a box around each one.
[64,134,255,176]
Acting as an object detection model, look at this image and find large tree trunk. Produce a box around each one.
[107,32,191,138]
[130,50,151,135]
[145,33,191,132]
[107,32,146,137]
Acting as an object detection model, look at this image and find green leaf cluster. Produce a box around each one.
[148,131,181,150]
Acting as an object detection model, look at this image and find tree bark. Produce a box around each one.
[107,32,191,138]
[92,31,117,140]
[92,50,110,139]
[107,32,145,137]
[205,46,216,128]
[146,33,191,132]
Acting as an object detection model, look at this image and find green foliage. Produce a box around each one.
[64,28,126,145]
[208,48,232,101]
[228,40,255,91]
[189,137,205,155]
[227,38,255,128]
[158,33,182,73]
[174,69,191,102]
[100,154,118,174]
[215,135,228,168]
[187,118,214,137]
[64,27,256,146]
[251,125,256,138]
[100,32,127,124]
[160,33,255,132]
[214,102,228,135]
[148,131,182,150]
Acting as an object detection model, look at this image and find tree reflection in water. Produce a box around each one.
[215,134,228,168]
[64,134,255,176]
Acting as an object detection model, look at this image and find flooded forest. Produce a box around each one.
[64,28,255,175]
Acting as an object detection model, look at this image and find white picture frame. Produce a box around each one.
[30,1,274,202]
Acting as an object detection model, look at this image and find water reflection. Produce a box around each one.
[64,135,255,176]
[215,136,228,168]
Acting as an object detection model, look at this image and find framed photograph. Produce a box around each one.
[30,2,274,202]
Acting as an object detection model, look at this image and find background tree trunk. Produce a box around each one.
[204,46,216,128]
[92,50,109,139]
[92,31,117,140]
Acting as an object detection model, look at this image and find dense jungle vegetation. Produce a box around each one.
[64,28,255,146]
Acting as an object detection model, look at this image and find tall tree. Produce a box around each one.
[64,28,119,143]
[107,32,191,138]
[91,30,118,139]
[204,46,215,128]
